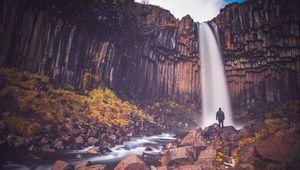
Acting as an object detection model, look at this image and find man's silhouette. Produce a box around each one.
[216,107,225,127]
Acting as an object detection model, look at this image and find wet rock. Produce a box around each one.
[256,128,300,161]
[76,154,82,159]
[87,137,99,145]
[75,136,84,144]
[195,147,216,169]
[179,130,207,147]
[74,161,91,170]
[114,155,149,170]
[165,143,173,150]
[87,148,98,154]
[52,160,73,170]
[161,145,204,166]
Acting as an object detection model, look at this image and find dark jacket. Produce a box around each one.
[216,110,225,121]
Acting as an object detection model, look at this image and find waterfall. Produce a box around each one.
[198,22,233,128]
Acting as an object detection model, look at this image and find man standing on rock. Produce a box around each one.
[216,107,225,127]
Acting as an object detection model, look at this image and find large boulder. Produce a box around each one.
[161,145,204,166]
[173,165,202,170]
[217,126,239,141]
[195,147,216,170]
[74,161,92,170]
[238,143,256,164]
[256,128,300,161]
[114,155,149,170]
[179,130,207,147]
[52,160,73,170]
[84,164,107,170]
[238,126,255,138]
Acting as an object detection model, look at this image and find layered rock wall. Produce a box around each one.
[212,0,300,107]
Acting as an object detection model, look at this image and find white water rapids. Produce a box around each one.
[198,22,233,128]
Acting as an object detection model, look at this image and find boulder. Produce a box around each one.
[87,129,97,138]
[88,137,99,145]
[238,143,256,164]
[195,147,216,169]
[256,128,300,161]
[74,161,92,170]
[75,136,84,144]
[53,140,64,150]
[165,143,174,150]
[87,148,98,154]
[84,164,107,170]
[52,160,73,170]
[217,126,238,141]
[161,145,204,166]
[238,126,255,138]
[179,130,207,147]
[173,165,202,170]
[114,155,149,170]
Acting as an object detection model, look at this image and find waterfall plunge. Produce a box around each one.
[198,22,233,128]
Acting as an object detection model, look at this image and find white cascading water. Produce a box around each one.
[198,22,233,128]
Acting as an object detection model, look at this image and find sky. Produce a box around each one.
[135,0,245,22]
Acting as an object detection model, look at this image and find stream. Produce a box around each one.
[2,133,177,170]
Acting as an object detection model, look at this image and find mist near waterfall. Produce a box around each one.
[198,22,233,128]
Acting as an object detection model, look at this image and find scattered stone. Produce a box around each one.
[75,136,84,144]
[179,130,207,147]
[114,155,149,170]
[53,140,64,150]
[88,137,99,145]
[109,134,117,140]
[52,160,73,170]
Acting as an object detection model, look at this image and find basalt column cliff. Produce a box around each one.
[0,0,299,108]
[0,0,200,103]
[212,0,300,108]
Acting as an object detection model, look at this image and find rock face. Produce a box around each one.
[212,0,300,108]
[0,0,199,102]
[0,0,299,107]
[256,128,299,161]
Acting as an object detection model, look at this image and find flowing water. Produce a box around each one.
[2,133,177,170]
[198,22,233,128]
